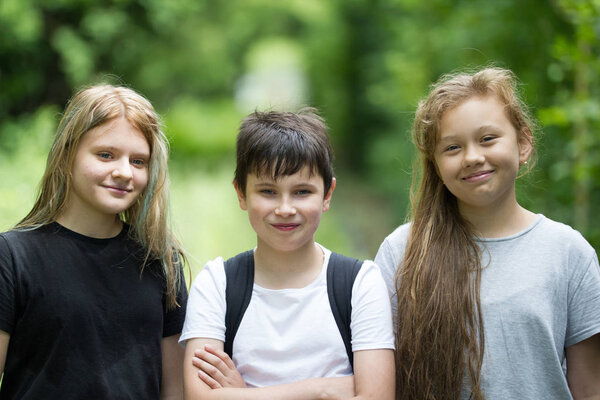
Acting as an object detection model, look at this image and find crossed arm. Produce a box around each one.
[183,337,394,400]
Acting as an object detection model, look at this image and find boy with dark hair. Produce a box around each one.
[180,108,395,399]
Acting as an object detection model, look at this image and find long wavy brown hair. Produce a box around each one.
[395,67,536,400]
[16,84,186,309]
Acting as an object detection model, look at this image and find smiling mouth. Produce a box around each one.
[462,170,494,182]
[271,223,300,231]
[105,185,132,194]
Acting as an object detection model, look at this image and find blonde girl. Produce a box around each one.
[0,85,187,399]
[375,67,600,399]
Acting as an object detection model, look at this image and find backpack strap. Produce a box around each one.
[224,250,255,358]
[326,252,363,370]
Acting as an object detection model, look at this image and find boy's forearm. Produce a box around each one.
[185,376,354,400]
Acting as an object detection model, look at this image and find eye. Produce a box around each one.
[481,135,497,143]
[260,189,276,196]
[131,159,146,168]
[444,144,460,152]
[98,152,112,160]
[295,189,311,196]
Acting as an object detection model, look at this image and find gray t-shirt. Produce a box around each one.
[375,215,600,399]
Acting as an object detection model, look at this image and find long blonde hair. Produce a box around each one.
[16,84,185,309]
[396,67,536,400]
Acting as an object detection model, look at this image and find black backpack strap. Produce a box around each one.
[224,250,255,358]
[326,252,363,370]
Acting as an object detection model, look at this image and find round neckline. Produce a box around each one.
[47,221,128,244]
[476,214,543,242]
[252,244,330,292]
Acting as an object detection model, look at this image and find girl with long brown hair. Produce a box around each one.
[0,84,187,399]
[375,67,600,399]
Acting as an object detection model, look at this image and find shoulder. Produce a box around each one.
[375,222,411,268]
[380,222,411,251]
[356,259,381,278]
[1,226,43,243]
[0,226,51,257]
[386,222,411,241]
[352,259,388,292]
[534,215,596,259]
[190,256,226,288]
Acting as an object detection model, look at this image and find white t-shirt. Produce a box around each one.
[375,215,600,399]
[180,245,394,388]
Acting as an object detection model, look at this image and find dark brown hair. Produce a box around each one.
[234,108,334,195]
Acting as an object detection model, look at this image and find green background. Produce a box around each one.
[1,0,599,279]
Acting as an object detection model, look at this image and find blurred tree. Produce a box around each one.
[538,0,600,243]
[0,0,598,253]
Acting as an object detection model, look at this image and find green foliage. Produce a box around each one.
[0,106,58,228]
[163,98,242,159]
[1,0,599,258]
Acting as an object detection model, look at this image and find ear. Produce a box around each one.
[518,128,533,166]
[233,180,248,211]
[322,177,336,212]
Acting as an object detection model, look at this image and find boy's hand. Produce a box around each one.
[192,344,247,389]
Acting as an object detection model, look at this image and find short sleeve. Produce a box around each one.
[374,224,410,322]
[349,260,395,352]
[375,237,400,314]
[565,251,600,347]
[0,235,17,334]
[163,264,189,338]
[179,258,228,345]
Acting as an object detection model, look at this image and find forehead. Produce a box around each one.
[439,95,513,138]
[249,165,323,185]
[79,118,150,154]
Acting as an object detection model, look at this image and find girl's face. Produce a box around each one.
[66,117,150,223]
[433,95,531,214]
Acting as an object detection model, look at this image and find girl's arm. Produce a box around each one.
[0,330,9,374]
[184,337,355,400]
[566,333,600,400]
[161,334,185,400]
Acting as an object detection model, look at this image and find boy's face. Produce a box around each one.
[235,165,335,254]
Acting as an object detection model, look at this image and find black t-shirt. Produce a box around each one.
[0,222,187,399]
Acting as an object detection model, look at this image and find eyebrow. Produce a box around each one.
[439,124,504,141]
[91,145,150,158]
[252,182,276,188]
[477,124,503,133]
[252,180,319,189]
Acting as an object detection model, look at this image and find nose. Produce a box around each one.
[274,195,296,217]
[462,145,484,168]
[112,159,133,180]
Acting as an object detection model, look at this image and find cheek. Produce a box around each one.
[246,209,265,233]
[307,202,325,223]
[246,200,269,221]
[72,163,97,186]
[135,170,150,189]
[432,158,449,183]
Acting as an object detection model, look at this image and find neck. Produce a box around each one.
[56,211,123,239]
[459,196,536,238]
[253,240,324,289]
